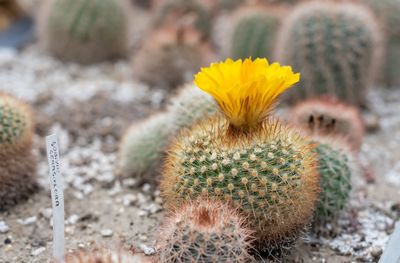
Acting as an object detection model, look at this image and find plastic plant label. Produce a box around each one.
[46,134,65,262]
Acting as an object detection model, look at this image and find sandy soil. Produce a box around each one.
[0,46,399,263]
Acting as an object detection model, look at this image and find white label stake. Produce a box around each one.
[46,134,65,261]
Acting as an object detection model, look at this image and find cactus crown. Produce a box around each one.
[194,58,299,132]
[158,200,254,262]
[0,93,32,146]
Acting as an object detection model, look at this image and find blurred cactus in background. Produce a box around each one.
[116,84,218,181]
[0,93,38,211]
[154,0,212,40]
[290,97,365,151]
[39,0,129,64]
[231,10,279,60]
[276,2,382,107]
[157,200,254,262]
[132,26,213,90]
[116,113,174,182]
[365,0,400,87]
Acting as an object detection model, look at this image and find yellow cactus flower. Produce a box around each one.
[194,58,300,131]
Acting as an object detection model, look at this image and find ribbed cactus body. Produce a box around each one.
[117,113,174,180]
[157,200,254,263]
[40,0,128,64]
[313,140,352,223]
[365,0,400,87]
[162,117,319,252]
[232,13,278,60]
[276,3,380,107]
[0,93,37,211]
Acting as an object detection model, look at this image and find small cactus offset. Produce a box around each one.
[364,0,400,87]
[39,0,128,64]
[157,200,254,263]
[289,97,365,151]
[116,113,174,180]
[231,11,279,60]
[132,26,211,90]
[0,93,38,211]
[63,248,150,263]
[161,58,320,256]
[312,136,355,224]
[276,2,381,107]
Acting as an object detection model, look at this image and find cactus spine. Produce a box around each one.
[157,200,254,262]
[39,0,128,64]
[231,11,279,60]
[364,0,400,87]
[161,58,320,255]
[0,93,38,211]
[276,2,381,107]
[290,97,365,151]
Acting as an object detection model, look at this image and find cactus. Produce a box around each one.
[0,93,38,211]
[116,84,218,180]
[154,0,212,40]
[168,83,218,131]
[161,58,320,256]
[116,113,174,180]
[162,117,319,254]
[231,11,279,60]
[276,2,381,107]
[312,136,355,224]
[157,200,254,262]
[289,97,365,151]
[39,0,128,64]
[132,26,209,90]
[64,248,149,263]
[364,0,400,87]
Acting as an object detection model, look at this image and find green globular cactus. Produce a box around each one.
[313,137,353,224]
[116,84,218,180]
[116,113,174,181]
[276,2,381,107]
[157,200,254,263]
[231,12,279,60]
[161,117,319,255]
[0,93,38,211]
[364,0,400,87]
[39,0,128,64]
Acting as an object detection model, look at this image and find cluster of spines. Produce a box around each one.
[276,2,381,107]
[157,200,254,263]
[39,0,128,64]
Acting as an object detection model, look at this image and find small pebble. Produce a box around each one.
[31,247,46,256]
[140,244,156,255]
[17,216,37,225]
[370,246,383,258]
[101,229,113,237]
[0,221,10,233]
[4,237,12,244]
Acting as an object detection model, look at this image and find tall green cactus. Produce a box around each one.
[364,0,400,87]
[276,2,381,107]
[40,0,128,64]
[231,12,279,60]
